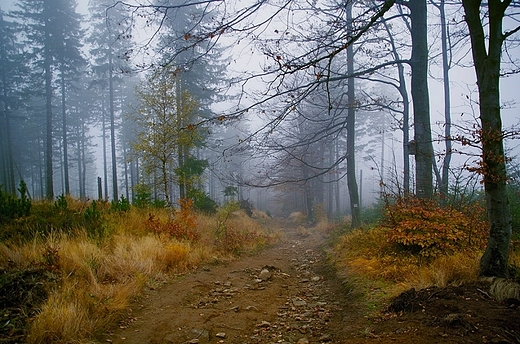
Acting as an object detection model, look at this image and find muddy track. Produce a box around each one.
[98,223,352,344]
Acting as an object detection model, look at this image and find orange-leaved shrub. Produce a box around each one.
[384,197,488,257]
[145,198,199,242]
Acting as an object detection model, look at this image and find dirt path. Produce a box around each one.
[97,222,520,344]
[98,223,352,344]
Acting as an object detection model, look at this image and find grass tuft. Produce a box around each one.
[489,278,520,301]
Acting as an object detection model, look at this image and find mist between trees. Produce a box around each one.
[0,0,519,275]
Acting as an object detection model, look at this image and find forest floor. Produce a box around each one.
[95,220,520,344]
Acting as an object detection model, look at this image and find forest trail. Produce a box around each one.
[97,221,520,344]
[97,222,354,344]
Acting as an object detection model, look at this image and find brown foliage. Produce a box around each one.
[385,197,488,257]
[145,199,200,242]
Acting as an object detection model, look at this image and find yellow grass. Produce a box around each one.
[28,291,94,344]
[1,206,279,344]
[332,226,486,314]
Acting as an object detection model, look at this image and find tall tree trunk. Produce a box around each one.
[109,47,118,201]
[1,87,15,195]
[327,144,334,218]
[315,141,325,206]
[162,159,170,205]
[77,133,84,199]
[383,15,411,195]
[335,140,341,215]
[123,141,130,201]
[81,120,87,200]
[176,79,186,199]
[0,22,15,194]
[462,0,513,277]
[38,138,44,199]
[400,64,411,196]
[409,0,433,199]
[346,2,361,228]
[44,23,54,200]
[102,98,108,200]
[302,166,314,223]
[61,69,70,196]
[438,0,452,203]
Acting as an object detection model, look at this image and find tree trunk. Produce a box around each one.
[109,47,118,201]
[346,2,361,228]
[81,120,87,200]
[77,137,83,199]
[408,0,433,199]
[102,98,108,200]
[383,15,410,196]
[401,64,410,196]
[438,0,452,203]
[327,144,334,218]
[61,69,70,196]
[303,167,314,223]
[162,159,170,205]
[335,140,341,215]
[44,18,54,200]
[38,138,44,199]
[0,20,16,194]
[462,0,512,277]
[176,79,186,200]
[123,141,130,201]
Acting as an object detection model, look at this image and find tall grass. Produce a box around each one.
[1,200,279,344]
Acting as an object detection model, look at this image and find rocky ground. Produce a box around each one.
[96,221,520,344]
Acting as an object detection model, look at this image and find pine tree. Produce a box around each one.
[12,0,85,199]
[0,10,27,194]
[88,0,134,201]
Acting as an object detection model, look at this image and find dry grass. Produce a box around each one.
[489,278,520,301]
[332,226,486,313]
[252,209,270,219]
[296,225,311,237]
[289,211,306,224]
[314,219,333,234]
[1,205,278,344]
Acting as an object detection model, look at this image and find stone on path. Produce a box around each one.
[259,268,272,281]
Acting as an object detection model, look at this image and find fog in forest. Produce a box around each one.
[1,0,519,219]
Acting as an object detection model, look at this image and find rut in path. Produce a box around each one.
[98,224,352,344]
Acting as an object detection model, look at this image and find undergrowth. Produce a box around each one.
[0,197,279,344]
[332,196,495,317]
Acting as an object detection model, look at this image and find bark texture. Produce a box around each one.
[462,0,513,277]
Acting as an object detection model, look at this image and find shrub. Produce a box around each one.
[145,199,199,242]
[54,194,67,211]
[360,200,385,226]
[133,183,152,208]
[238,199,253,217]
[83,201,107,239]
[0,181,31,224]
[187,188,217,214]
[111,196,131,212]
[385,197,488,258]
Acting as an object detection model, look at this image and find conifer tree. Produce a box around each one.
[12,0,85,199]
